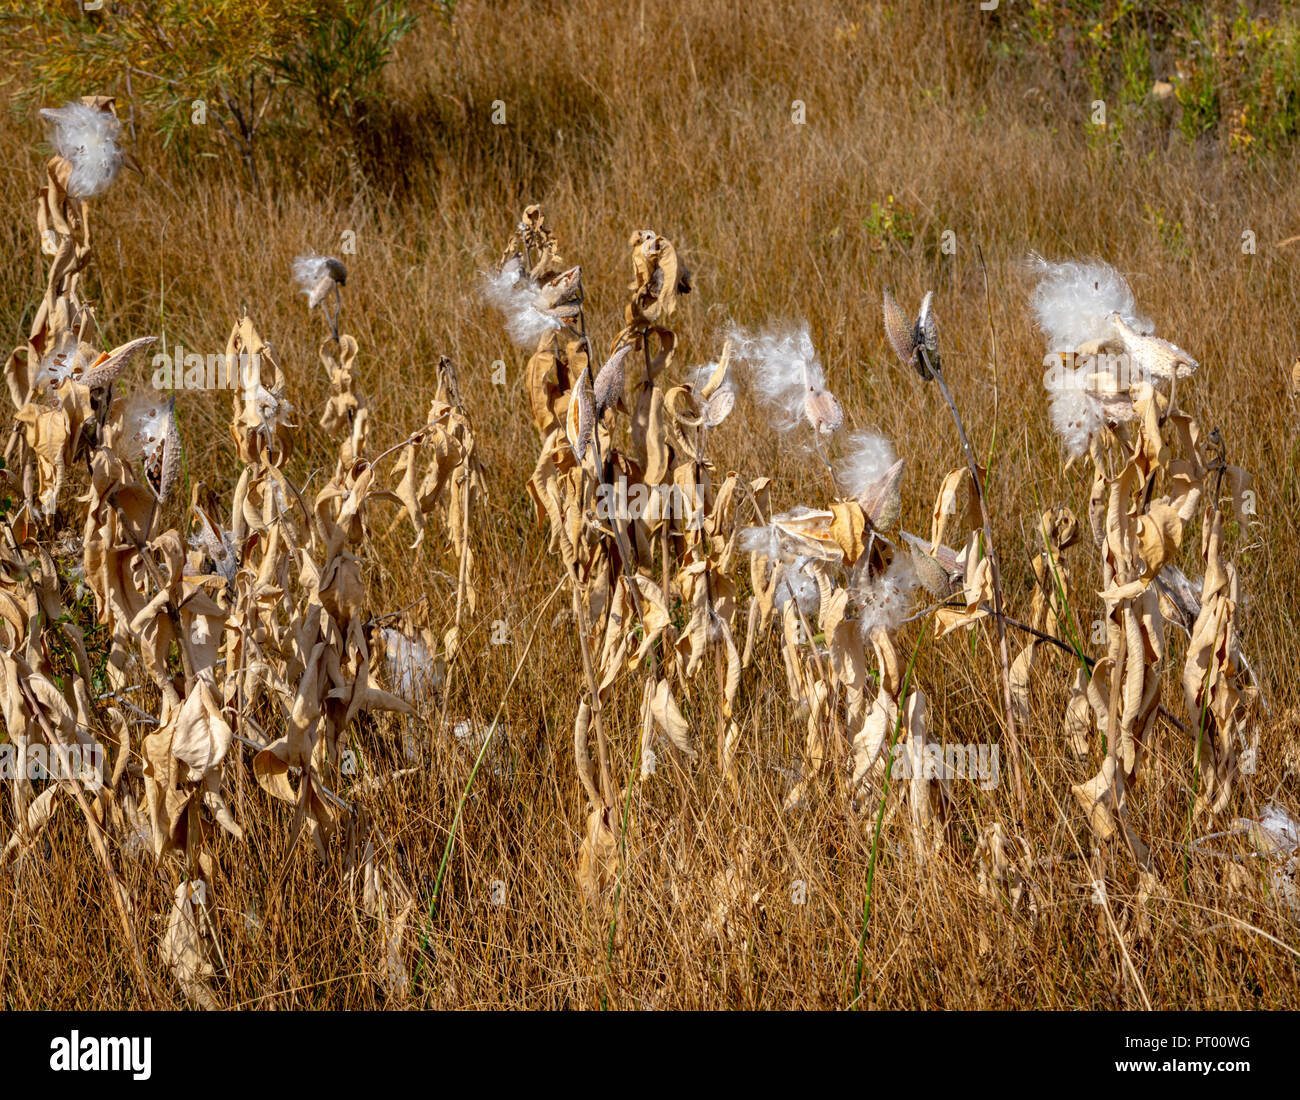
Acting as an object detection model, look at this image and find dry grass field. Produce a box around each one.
[0,0,1299,1010]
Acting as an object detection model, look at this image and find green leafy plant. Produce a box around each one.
[272,0,416,132]
[0,0,417,190]
[862,194,914,251]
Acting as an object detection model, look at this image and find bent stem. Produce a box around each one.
[920,348,1026,817]
[810,429,839,497]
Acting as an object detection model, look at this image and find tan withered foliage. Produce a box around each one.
[928,466,993,637]
[6,98,114,412]
[0,125,489,1005]
[9,6,1300,1012]
[229,315,295,467]
[503,210,584,441]
[3,98,158,521]
[1180,479,1260,817]
[507,207,737,897]
[2,79,1291,1015]
[850,624,949,857]
[1010,508,1084,753]
[525,309,588,440]
[319,333,368,466]
[0,539,99,859]
[625,228,692,328]
[1031,507,1080,638]
[501,205,961,867]
[1061,337,1259,891]
[387,357,485,660]
[501,203,566,282]
[847,472,949,856]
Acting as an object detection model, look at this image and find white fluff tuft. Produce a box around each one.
[481,267,562,348]
[1031,255,1149,457]
[688,361,717,389]
[1028,255,1149,353]
[1047,376,1104,459]
[837,431,897,499]
[380,627,439,702]
[774,556,821,617]
[737,522,783,561]
[292,252,332,288]
[41,102,123,199]
[1256,805,1300,856]
[729,323,841,434]
[122,393,172,463]
[855,554,918,636]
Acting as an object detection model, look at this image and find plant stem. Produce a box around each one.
[921,348,1026,817]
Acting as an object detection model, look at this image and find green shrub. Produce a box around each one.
[990,1,1300,156]
[0,0,418,189]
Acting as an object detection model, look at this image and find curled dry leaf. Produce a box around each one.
[1009,641,1036,726]
[170,675,234,777]
[577,807,620,901]
[161,880,221,1009]
[1,785,61,865]
[649,678,696,758]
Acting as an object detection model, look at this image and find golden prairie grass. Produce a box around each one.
[0,0,1298,1009]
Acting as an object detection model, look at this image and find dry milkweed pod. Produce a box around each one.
[882,287,940,379]
[1108,312,1197,381]
[882,286,913,367]
[593,342,634,420]
[78,335,158,393]
[566,368,596,462]
[535,265,583,322]
[293,253,348,310]
[121,390,181,501]
[802,361,844,434]
[858,458,905,530]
